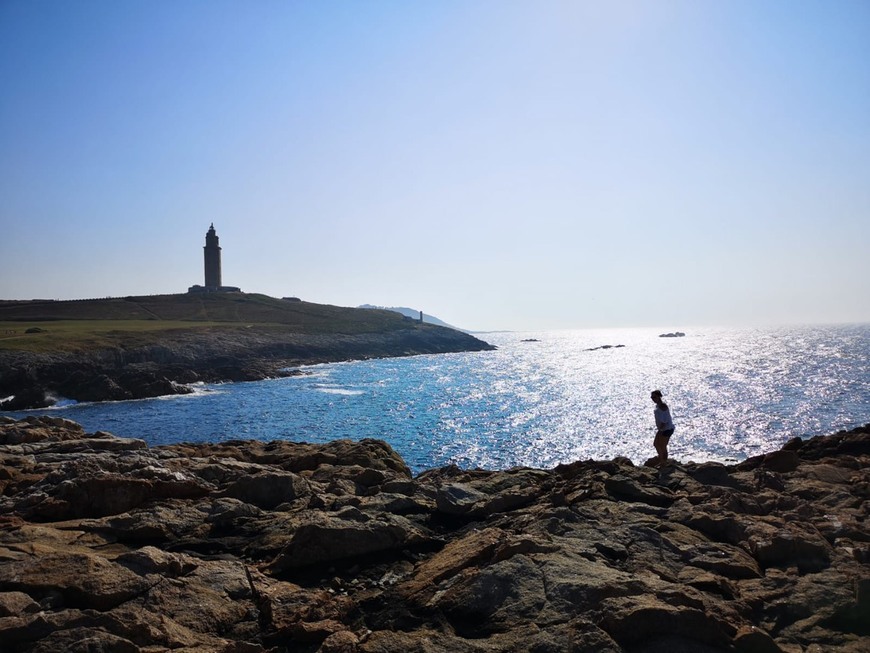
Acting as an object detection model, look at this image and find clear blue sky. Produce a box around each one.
[1,1,868,331]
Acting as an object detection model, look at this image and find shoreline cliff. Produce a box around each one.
[0,323,495,411]
[1,417,867,652]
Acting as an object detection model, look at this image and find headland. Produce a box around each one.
[0,417,867,651]
[0,293,494,411]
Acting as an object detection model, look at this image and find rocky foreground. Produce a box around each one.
[1,418,868,653]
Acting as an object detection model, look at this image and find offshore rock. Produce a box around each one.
[0,418,868,652]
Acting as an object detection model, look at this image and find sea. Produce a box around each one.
[7,325,870,475]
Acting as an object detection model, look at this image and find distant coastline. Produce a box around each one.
[0,293,494,411]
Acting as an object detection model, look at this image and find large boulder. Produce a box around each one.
[0,551,152,611]
[13,463,209,521]
[266,508,432,574]
[598,594,734,649]
[220,470,311,509]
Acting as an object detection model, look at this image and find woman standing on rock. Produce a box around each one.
[651,390,675,466]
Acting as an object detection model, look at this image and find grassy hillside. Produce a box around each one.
[0,293,495,409]
[0,293,417,353]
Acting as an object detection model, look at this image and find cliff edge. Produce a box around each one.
[0,293,495,410]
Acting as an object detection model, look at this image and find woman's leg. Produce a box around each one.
[654,433,669,464]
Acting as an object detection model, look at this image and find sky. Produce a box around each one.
[1,1,868,331]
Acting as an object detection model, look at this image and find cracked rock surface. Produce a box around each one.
[1,415,868,652]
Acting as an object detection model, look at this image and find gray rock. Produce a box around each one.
[1,417,868,652]
[221,470,311,509]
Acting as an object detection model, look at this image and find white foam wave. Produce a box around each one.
[155,384,223,400]
[314,385,364,396]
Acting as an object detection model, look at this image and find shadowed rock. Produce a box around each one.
[0,418,868,652]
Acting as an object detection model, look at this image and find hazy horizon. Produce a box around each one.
[0,291,865,335]
[2,1,868,332]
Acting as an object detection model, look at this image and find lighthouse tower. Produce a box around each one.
[203,223,222,288]
[188,224,240,293]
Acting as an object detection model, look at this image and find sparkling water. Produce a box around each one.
[9,325,870,474]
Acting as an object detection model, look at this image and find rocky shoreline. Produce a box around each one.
[0,325,495,411]
[1,417,868,652]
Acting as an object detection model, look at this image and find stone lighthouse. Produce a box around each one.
[203,223,222,288]
[188,224,240,293]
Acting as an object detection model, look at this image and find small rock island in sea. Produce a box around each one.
[1,416,867,652]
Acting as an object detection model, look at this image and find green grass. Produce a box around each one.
[0,320,232,353]
[0,293,405,325]
[0,293,417,354]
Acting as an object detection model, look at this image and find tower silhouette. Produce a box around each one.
[188,224,239,293]
[203,223,222,288]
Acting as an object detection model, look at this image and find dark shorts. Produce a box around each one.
[657,428,674,439]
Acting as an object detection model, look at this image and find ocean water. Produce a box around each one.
[8,325,870,474]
